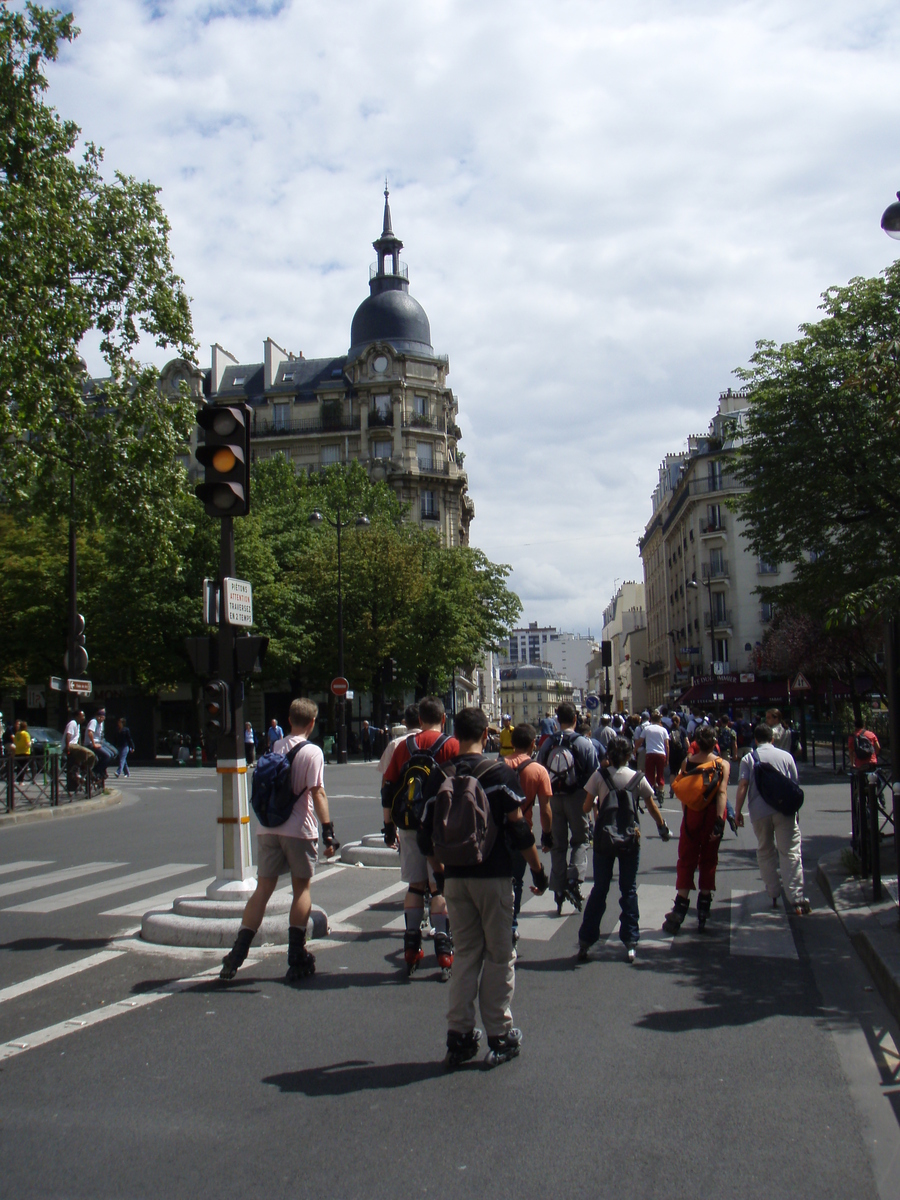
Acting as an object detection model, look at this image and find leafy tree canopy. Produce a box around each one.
[0,2,196,532]
[732,261,900,618]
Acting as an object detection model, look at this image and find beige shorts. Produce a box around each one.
[398,829,436,887]
[256,834,317,880]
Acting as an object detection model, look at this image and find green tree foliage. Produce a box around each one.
[732,262,900,618]
[0,3,196,532]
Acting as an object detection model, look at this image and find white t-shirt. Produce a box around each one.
[64,719,80,748]
[86,719,104,748]
[638,722,669,757]
[585,764,655,807]
[266,735,326,840]
[379,728,416,776]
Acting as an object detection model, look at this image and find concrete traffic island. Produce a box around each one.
[141,889,329,948]
[339,832,401,867]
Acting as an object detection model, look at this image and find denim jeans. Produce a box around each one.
[116,745,130,777]
[578,844,640,947]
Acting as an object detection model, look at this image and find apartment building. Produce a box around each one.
[598,581,649,714]
[500,623,597,699]
[498,665,574,726]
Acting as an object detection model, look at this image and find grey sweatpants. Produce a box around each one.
[444,875,515,1038]
[549,791,590,893]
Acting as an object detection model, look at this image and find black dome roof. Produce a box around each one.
[349,289,432,358]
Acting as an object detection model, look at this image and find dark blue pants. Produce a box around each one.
[578,845,640,947]
[511,849,527,929]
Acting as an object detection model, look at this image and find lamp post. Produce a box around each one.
[686,577,716,672]
[309,507,370,763]
[879,191,900,887]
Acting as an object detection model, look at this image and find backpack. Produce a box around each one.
[672,757,724,811]
[853,731,875,761]
[545,731,581,794]
[596,767,645,854]
[751,749,804,815]
[250,741,308,828]
[387,733,451,830]
[430,757,498,867]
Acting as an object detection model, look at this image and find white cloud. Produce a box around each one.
[48,0,900,630]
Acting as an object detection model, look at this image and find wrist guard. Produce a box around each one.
[322,821,339,850]
[531,865,549,894]
[432,870,445,896]
[540,830,553,852]
[659,822,671,842]
[382,822,396,846]
[506,818,536,851]
[711,816,725,840]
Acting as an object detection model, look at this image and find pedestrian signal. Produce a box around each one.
[203,679,232,736]
[195,404,251,518]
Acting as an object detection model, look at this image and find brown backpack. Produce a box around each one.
[431,757,497,867]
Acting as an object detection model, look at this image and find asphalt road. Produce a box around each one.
[1,762,899,1200]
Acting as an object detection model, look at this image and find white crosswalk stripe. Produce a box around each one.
[100,877,217,917]
[605,884,676,949]
[0,862,124,900]
[5,864,207,914]
[0,951,126,1004]
[0,860,54,878]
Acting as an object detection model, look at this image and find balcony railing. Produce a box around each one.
[688,474,739,496]
[415,459,451,476]
[368,409,394,427]
[757,561,779,575]
[370,260,409,280]
[253,416,356,438]
[701,560,729,580]
[704,611,732,628]
[700,516,727,534]
[403,413,439,429]
[421,506,440,521]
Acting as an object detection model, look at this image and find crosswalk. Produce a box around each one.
[0,857,802,960]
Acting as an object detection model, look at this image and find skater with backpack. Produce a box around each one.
[418,707,549,1069]
[536,701,598,915]
[663,723,730,934]
[381,696,459,979]
[576,736,671,963]
[504,723,553,948]
[220,697,339,984]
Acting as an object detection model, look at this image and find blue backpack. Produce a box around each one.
[250,741,307,828]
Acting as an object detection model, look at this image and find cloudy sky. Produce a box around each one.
[47,0,900,633]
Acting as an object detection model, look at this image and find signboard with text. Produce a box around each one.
[223,577,253,627]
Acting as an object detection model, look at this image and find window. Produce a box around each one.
[273,402,289,431]
[760,602,774,623]
[372,395,392,425]
[707,503,721,530]
[372,440,392,459]
[321,444,340,466]
[708,461,723,492]
[416,441,434,470]
[709,548,725,576]
[714,638,729,664]
[421,489,438,519]
[758,558,778,575]
[415,394,427,416]
[713,591,727,622]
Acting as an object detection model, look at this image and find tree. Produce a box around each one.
[0,3,196,536]
[732,262,900,618]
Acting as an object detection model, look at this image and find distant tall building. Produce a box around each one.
[165,187,473,548]
[638,388,794,709]
[598,581,648,714]
[499,622,598,698]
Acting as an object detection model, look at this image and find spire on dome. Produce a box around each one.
[382,179,393,237]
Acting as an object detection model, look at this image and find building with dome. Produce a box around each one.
[170,189,473,548]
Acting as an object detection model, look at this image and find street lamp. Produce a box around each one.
[686,577,716,672]
[309,508,371,763]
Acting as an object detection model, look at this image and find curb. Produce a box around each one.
[0,788,123,828]
[817,849,900,1025]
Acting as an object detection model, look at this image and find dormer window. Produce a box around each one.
[233,377,246,386]
[282,372,296,383]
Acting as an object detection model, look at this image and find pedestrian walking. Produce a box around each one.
[378,704,421,775]
[535,701,598,914]
[848,720,880,770]
[220,698,339,984]
[663,724,729,934]
[765,709,793,754]
[114,717,135,777]
[504,723,553,948]
[577,736,671,964]
[361,719,383,762]
[634,709,669,803]
[667,715,688,796]
[267,717,283,752]
[498,713,515,759]
[418,706,549,1069]
[13,720,32,781]
[734,722,809,914]
[243,721,257,765]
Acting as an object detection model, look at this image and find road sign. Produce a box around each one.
[49,676,64,692]
[792,672,812,691]
[67,679,92,696]
[223,577,253,627]
[585,694,600,711]
[203,578,220,625]
[331,677,349,697]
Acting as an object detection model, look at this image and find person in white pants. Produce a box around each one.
[734,722,810,915]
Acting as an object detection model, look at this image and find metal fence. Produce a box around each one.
[1,747,98,814]
[849,767,895,900]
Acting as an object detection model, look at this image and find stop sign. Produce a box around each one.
[331,677,349,697]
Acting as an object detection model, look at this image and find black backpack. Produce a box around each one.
[250,741,308,828]
[595,767,645,854]
[751,749,804,816]
[386,733,451,830]
[854,731,875,761]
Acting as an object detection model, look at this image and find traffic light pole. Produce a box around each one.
[207,515,255,901]
[66,473,78,716]
[336,513,347,764]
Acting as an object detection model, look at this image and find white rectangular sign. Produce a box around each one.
[27,685,46,708]
[223,577,253,627]
[68,679,93,696]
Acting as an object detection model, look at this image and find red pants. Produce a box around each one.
[675,804,721,893]
[644,753,667,791]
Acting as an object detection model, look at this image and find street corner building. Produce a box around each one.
[162,187,474,549]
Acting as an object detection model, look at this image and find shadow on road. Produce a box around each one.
[263,1058,450,1094]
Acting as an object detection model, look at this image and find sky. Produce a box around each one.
[44,0,900,633]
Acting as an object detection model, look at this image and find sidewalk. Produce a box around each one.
[0,787,122,828]
[818,845,900,1024]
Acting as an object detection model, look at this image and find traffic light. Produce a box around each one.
[382,657,397,688]
[64,613,88,675]
[234,635,269,677]
[202,680,232,736]
[195,404,251,518]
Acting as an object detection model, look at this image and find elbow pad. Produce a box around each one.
[506,819,536,852]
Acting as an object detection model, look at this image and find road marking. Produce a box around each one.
[0,862,125,900]
[605,884,676,948]
[516,890,573,941]
[730,889,799,959]
[0,963,228,1062]
[0,950,126,1005]
[101,877,217,917]
[329,879,407,926]
[0,860,54,878]
[5,864,206,914]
